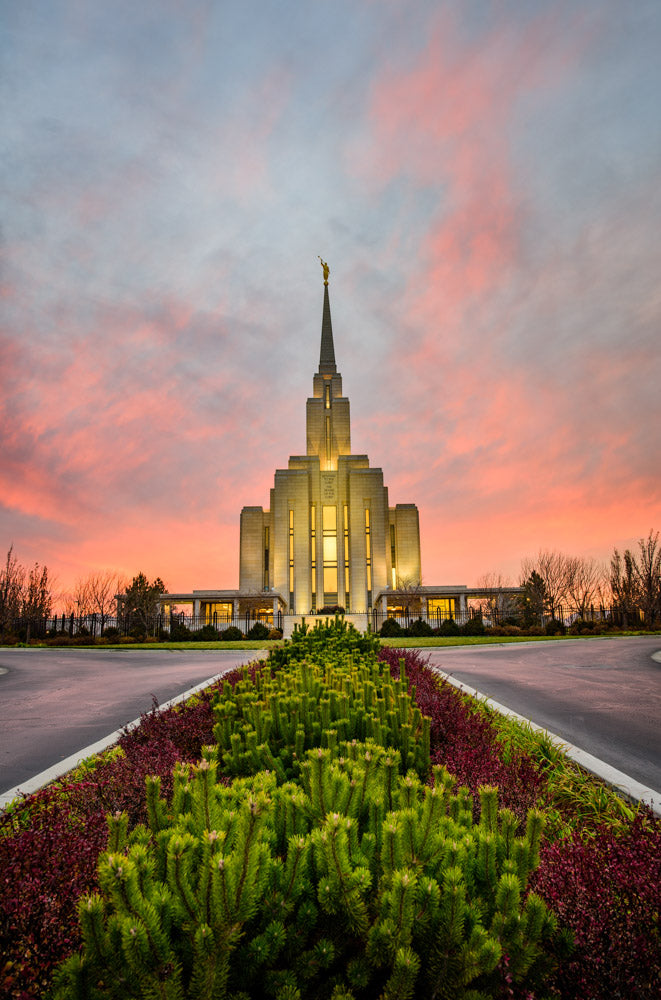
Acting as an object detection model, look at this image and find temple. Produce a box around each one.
[160,263,504,634]
[239,262,421,614]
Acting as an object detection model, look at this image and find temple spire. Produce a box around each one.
[318,258,336,374]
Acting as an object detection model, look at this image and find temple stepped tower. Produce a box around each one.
[239,261,421,613]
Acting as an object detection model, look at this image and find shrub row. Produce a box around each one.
[379,616,656,639]
[17,624,284,647]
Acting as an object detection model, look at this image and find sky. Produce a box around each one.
[2,0,660,602]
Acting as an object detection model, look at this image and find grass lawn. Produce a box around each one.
[379,630,661,647]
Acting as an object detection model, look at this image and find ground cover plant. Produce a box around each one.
[0,622,658,999]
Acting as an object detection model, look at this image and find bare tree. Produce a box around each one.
[475,572,517,620]
[610,548,639,625]
[0,546,24,628]
[22,563,53,619]
[393,576,423,617]
[0,547,53,630]
[520,550,571,620]
[63,570,127,631]
[565,556,607,618]
[634,530,661,624]
[612,530,661,625]
[90,570,127,632]
[63,576,93,618]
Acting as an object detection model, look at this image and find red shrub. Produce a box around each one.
[0,783,108,998]
[532,814,661,1000]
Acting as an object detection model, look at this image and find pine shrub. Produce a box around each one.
[54,752,565,1000]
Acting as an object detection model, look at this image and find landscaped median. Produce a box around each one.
[1,621,659,999]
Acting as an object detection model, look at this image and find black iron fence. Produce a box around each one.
[370,604,646,634]
[0,610,283,642]
[0,605,651,642]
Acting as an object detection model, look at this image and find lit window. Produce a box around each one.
[323,535,337,562]
[428,598,455,619]
[343,504,350,608]
[310,505,316,611]
[322,505,338,604]
[289,509,295,611]
[365,507,372,606]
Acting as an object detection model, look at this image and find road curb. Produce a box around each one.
[432,667,661,818]
[0,656,266,812]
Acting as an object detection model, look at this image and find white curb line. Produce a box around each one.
[432,667,661,818]
[0,656,265,812]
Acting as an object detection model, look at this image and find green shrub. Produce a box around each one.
[247,621,270,640]
[434,618,460,636]
[168,622,192,641]
[212,636,429,781]
[544,619,566,636]
[192,624,221,642]
[54,756,565,1000]
[407,617,433,637]
[221,626,244,641]
[567,618,600,635]
[463,615,486,636]
[380,617,403,637]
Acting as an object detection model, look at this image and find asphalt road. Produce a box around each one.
[1,638,660,799]
[425,636,661,793]
[0,648,262,795]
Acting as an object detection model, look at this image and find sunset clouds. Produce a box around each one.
[2,0,660,598]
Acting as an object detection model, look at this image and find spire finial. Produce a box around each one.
[318,256,329,286]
